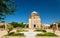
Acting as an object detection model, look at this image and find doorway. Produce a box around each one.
[34,24,36,28]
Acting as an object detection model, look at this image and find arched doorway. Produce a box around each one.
[34,24,36,28]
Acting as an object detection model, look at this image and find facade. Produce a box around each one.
[29,11,42,29]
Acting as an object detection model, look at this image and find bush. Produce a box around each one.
[34,29,46,32]
[0,25,4,28]
[37,34,45,36]
[5,32,25,36]
[8,32,15,35]
[36,32,57,36]
[16,30,20,32]
[16,30,28,32]
[14,33,24,36]
[7,25,14,34]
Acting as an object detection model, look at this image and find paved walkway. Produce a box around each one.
[0,30,7,38]
[25,29,36,38]
[55,31,60,36]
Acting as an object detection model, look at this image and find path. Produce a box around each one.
[25,29,36,38]
[20,29,36,38]
[0,30,7,38]
[20,29,43,38]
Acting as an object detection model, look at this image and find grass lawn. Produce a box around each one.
[36,32,58,36]
[36,36,60,38]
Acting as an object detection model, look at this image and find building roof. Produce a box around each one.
[30,11,39,18]
[32,11,37,14]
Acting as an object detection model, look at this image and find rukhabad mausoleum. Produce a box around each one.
[29,11,42,29]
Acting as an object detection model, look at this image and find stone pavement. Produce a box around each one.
[55,31,60,36]
[0,30,7,38]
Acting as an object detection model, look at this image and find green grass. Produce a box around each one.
[36,32,58,36]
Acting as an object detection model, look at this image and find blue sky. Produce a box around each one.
[5,0,60,24]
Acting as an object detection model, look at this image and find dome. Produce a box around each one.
[32,11,37,14]
[30,11,39,18]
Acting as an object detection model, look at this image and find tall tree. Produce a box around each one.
[0,0,17,22]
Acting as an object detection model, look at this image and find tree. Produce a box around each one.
[25,24,29,28]
[10,22,27,28]
[7,25,14,34]
[10,22,19,28]
[58,23,60,27]
[20,22,25,28]
[50,24,53,28]
[0,0,17,22]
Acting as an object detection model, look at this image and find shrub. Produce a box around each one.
[16,30,20,32]
[14,33,24,36]
[37,34,45,36]
[5,32,25,36]
[7,25,14,34]
[8,32,15,35]
[16,30,28,32]
[0,25,4,28]
[34,29,46,32]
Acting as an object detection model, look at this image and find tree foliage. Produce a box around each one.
[58,22,60,27]
[0,0,16,13]
[0,0,17,22]
[7,25,14,34]
[50,24,53,28]
[10,22,19,28]
[10,22,28,28]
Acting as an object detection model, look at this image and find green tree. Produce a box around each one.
[10,22,27,28]
[25,24,29,28]
[20,22,25,28]
[10,22,19,28]
[7,25,14,34]
[0,0,17,22]
[58,22,60,27]
[50,24,53,28]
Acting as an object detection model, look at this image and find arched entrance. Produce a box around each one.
[34,24,36,28]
